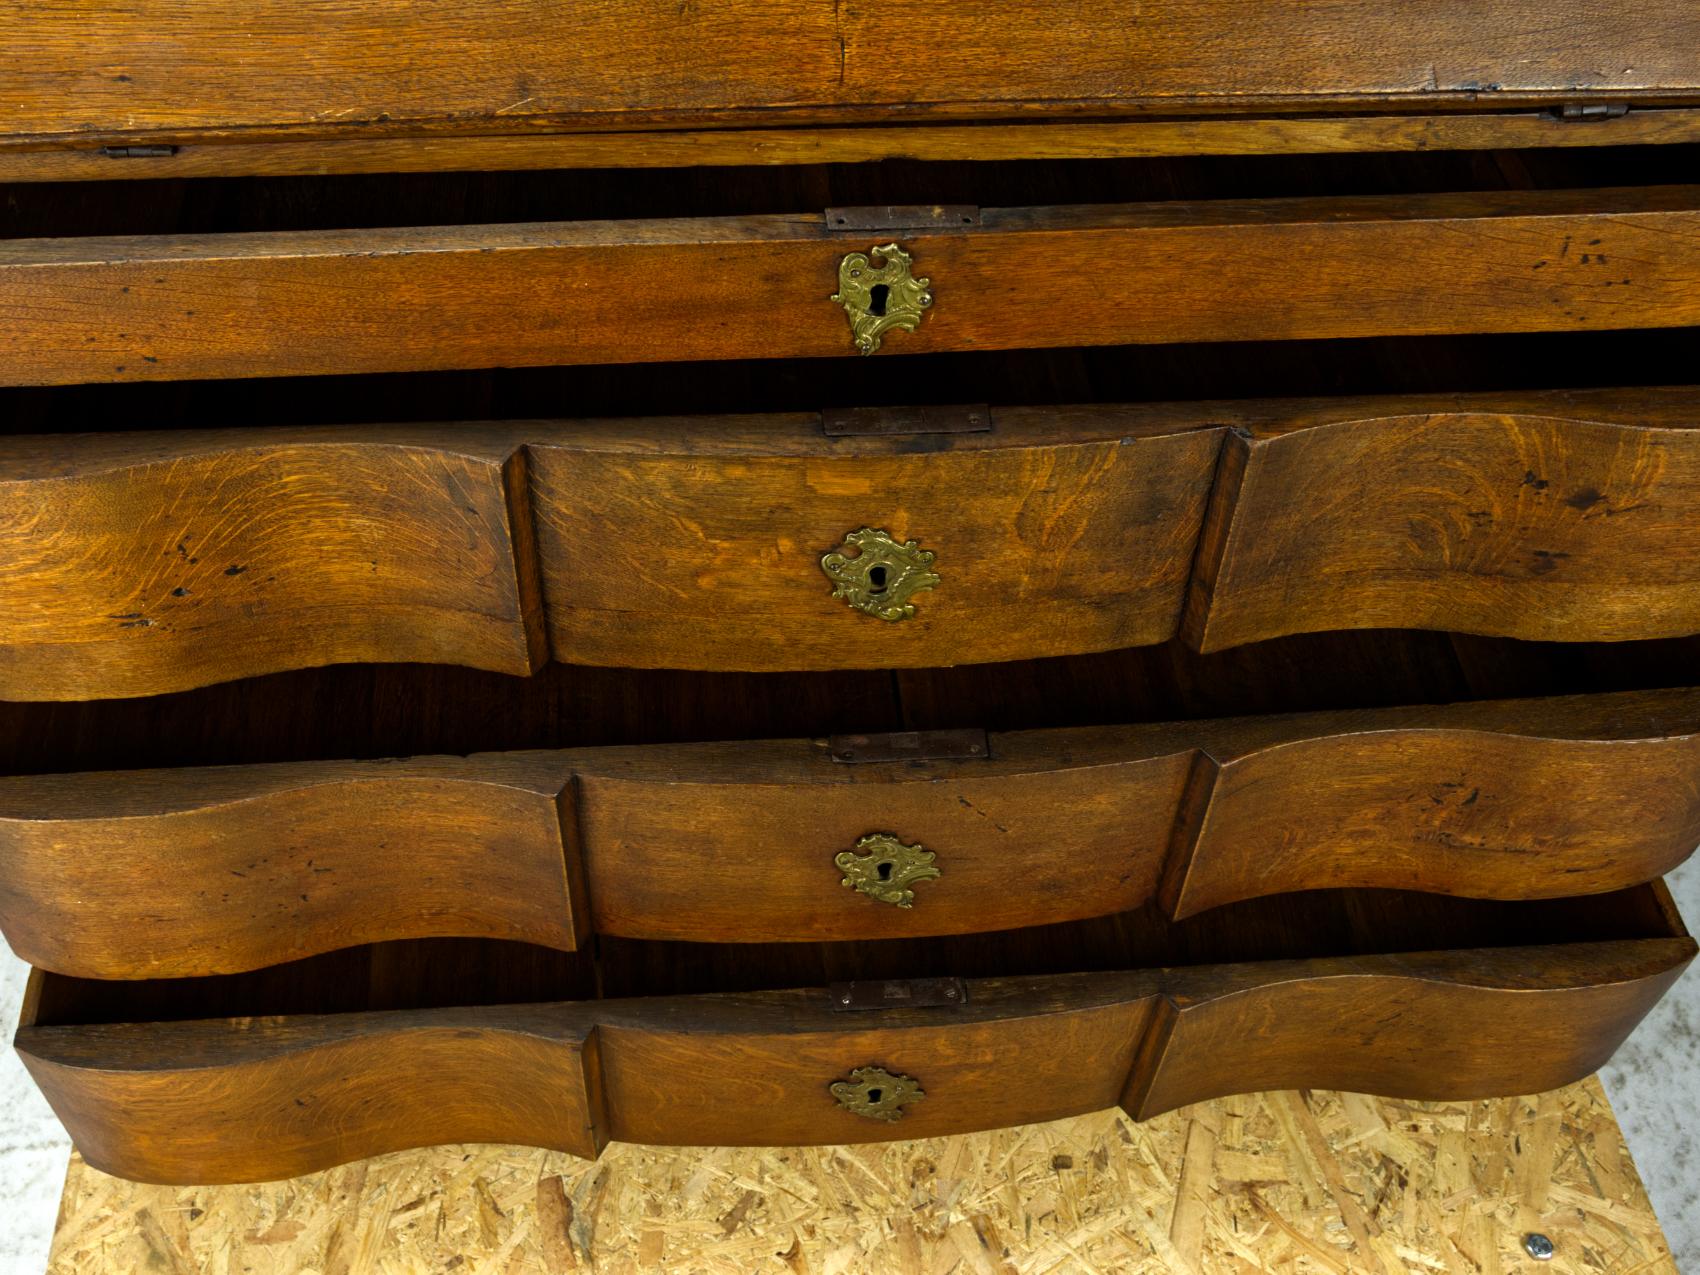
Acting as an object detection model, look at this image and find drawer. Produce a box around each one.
[8,388,1700,699]
[9,188,1700,386]
[5,687,1697,979]
[15,882,1691,1184]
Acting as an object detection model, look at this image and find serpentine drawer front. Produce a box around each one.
[4,687,1698,979]
[8,387,1700,699]
[14,881,1691,1184]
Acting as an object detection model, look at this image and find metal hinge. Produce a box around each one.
[830,978,968,1011]
[827,728,990,764]
[100,144,179,158]
[1548,103,1630,122]
[826,204,980,232]
[821,404,993,437]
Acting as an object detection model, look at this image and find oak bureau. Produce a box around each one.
[3,0,1700,1186]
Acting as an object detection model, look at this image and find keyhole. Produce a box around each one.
[866,1088,884,1104]
[876,861,894,881]
[868,283,890,317]
[867,565,889,594]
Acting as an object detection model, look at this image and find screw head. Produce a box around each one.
[1523,1233,1555,1261]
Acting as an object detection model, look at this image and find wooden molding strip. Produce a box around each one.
[8,108,1700,183]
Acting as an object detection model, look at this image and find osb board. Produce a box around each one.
[47,1077,1674,1274]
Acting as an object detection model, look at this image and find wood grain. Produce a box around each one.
[9,107,1700,183]
[42,1076,1680,1275]
[0,753,582,978]
[19,1009,608,1184]
[12,390,1700,699]
[15,911,1690,1183]
[4,0,1698,147]
[5,687,1698,978]
[0,426,545,699]
[9,188,1700,385]
[529,407,1219,671]
[1190,409,1700,650]
[1130,943,1694,1117]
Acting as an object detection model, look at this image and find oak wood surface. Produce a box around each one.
[8,108,1700,184]
[9,188,1700,386]
[0,753,583,978]
[528,412,1219,672]
[10,389,1700,698]
[5,0,1699,150]
[1190,410,1700,650]
[14,892,1690,1183]
[1128,942,1693,1117]
[5,687,1698,977]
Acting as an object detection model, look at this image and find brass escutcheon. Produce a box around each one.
[836,834,940,908]
[820,528,939,621]
[830,1066,926,1122]
[831,243,933,354]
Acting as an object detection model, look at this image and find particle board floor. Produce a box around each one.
[44,1076,1673,1274]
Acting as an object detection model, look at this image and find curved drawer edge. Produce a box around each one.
[16,1010,609,1185]
[1166,728,1700,917]
[0,755,583,978]
[1126,939,1697,1119]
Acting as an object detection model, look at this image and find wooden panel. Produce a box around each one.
[598,979,1157,1148]
[0,427,545,699]
[4,0,1699,147]
[529,408,1219,671]
[0,753,582,979]
[17,933,1690,1184]
[42,1076,1680,1275]
[1189,410,1700,650]
[1169,730,1700,916]
[575,738,1193,943]
[18,1007,608,1184]
[1127,942,1695,1118]
[11,107,1700,183]
[9,188,1700,386]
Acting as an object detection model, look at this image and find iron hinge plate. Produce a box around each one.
[821,404,993,437]
[1550,103,1630,122]
[830,978,968,1011]
[100,145,179,158]
[827,728,990,764]
[826,205,981,232]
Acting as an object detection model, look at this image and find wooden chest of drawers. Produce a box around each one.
[4,0,1700,1188]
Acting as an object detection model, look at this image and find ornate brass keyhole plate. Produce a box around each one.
[831,243,932,355]
[836,834,940,908]
[820,528,939,621]
[830,1066,926,1122]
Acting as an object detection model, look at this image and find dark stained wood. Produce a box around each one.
[14,882,1690,1184]
[7,108,1700,184]
[9,389,1700,699]
[10,189,1700,386]
[6,687,1698,978]
[3,0,1698,151]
